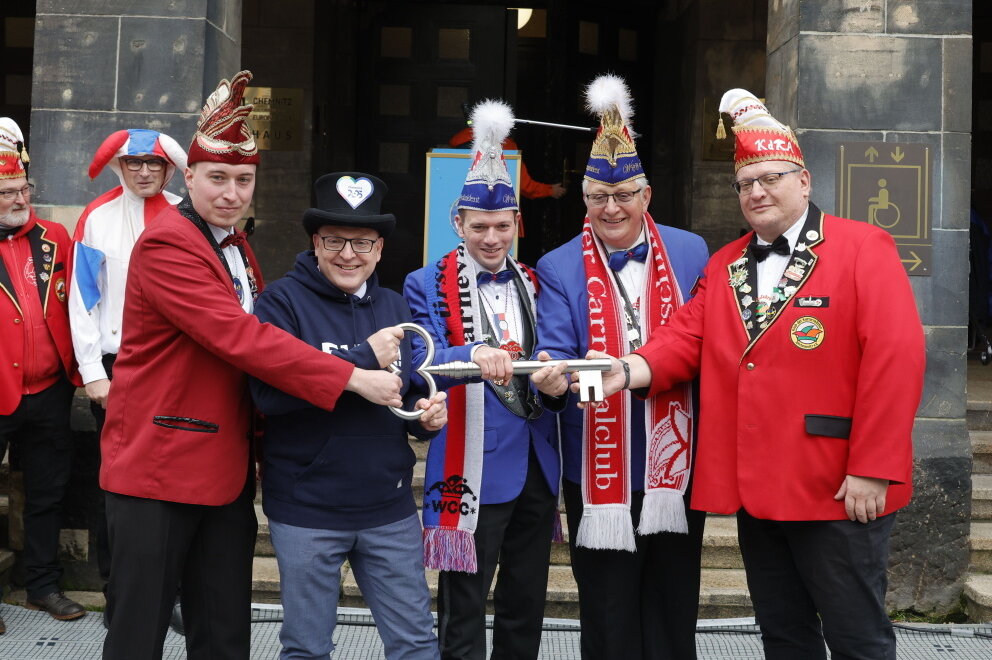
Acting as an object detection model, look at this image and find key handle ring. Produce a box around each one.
[387,322,438,420]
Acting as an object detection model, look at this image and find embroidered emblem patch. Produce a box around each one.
[336,176,373,209]
[791,316,825,350]
[55,277,66,302]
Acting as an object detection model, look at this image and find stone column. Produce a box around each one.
[766,0,972,613]
[28,0,242,231]
[21,0,243,590]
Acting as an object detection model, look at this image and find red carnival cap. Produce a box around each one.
[0,117,29,180]
[717,88,803,173]
[187,70,259,166]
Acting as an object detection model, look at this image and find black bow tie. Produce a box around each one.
[477,269,514,286]
[749,235,790,262]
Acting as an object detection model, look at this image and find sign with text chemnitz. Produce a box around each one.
[244,87,303,151]
[836,141,931,276]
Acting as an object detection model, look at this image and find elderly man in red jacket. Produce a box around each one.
[558,90,926,660]
[0,117,85,632]
[99,71,405,660]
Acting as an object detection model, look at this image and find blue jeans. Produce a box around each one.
[270,514,439,660]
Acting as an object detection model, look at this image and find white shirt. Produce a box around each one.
[755,206,809,299]
[209,224,253,314]
[470,256,524,351]
[605,228,648,323]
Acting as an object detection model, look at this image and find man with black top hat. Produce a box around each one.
[250,171,446,660]
[0,117,86,631]
[405,100,559,659]
[99,72,405,660]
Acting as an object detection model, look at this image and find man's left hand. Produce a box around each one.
[417,391,448,431]
[834,474,889,523]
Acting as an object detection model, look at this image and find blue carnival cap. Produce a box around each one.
[458,99,518,212]
[583,74,644,186]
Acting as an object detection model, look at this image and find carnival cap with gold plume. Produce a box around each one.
[0,117,30,180]
[458,99,518,213]
[716,88,803,173]
[187,70,259,166]
[584,74,643,185]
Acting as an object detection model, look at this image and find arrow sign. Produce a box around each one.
[891,146,905,163]
[900,251,922,271]
[865,146,879,162]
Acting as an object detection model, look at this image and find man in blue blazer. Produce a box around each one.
[404,100,559,659]
[532,75,709,659]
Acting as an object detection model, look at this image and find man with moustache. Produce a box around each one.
[531,75,709,659]
[0,117,85,632]
[404,100,559,659]
[99,72,405,660]
[591,89,925,660]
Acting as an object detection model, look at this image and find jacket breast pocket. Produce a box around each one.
[804,414,852,439]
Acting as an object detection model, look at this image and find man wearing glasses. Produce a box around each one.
[531,76,709,659]
[0,117,85,629]
[67,129,187,619]
[589,89,925,659]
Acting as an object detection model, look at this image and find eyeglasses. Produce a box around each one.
[732,169,802,196]
[121,158,167,172]
[318,235,379,253]
[585,189,642,207]
[0,183,35,201]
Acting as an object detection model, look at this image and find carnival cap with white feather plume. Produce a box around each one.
[584,74,643,185]
[187,70,259,166]
[0,117,29,180]
[457,99,518,213]
[716,88,803,173]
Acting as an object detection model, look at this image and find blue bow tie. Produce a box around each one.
[477,269,514,286]
[608,243,648,271]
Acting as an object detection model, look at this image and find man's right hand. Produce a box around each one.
[473,345,513,384]
[531,351,569,396]
[550,183,567,199]
[367,326,404,368]
[346,368,403,408]
[85,378,112,409]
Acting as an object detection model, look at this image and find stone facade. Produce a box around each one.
[767,0,973,614]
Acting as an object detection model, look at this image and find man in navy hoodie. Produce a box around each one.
[250,172,447,660]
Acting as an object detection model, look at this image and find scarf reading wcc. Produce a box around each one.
[580,212,693,551]
[421,243,539,572]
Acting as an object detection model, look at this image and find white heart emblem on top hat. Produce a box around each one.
[336,176,374,210]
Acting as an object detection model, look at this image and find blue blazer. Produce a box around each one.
[404,266,560,505]
[534,224,709,489]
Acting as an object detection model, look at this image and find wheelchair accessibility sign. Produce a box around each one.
[836,141,931,276]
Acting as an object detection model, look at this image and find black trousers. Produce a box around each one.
[0,377,73,599]
[102,485,257,660]
[563,479,705,660]
[736,509,897,660]
[88,353,116,584]
[437,449,557,660]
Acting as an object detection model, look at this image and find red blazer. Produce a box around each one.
[635,206,925,521]
[0,212,80,414]
[100,206,355,506]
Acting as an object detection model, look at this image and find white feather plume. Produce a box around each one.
[470,99,515,154]
[585,74,634,133]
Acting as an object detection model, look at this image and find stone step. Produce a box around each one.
[970,521,992,572]
[974,431,992,475]
[964,573,992,622]
[974,474,992,521]
[251,555,752,620]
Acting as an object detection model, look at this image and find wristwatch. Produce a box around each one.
[620,359,631,390]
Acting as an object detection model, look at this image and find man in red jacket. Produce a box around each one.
[575,90,925,660]
[0,117,85,632]
[99,72,405,660]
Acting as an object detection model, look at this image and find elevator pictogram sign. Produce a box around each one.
[836,141,931,276]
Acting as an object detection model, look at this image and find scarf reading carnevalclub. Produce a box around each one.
[579,213,693,550]
[421,243,539,572]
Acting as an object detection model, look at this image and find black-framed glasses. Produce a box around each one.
[584,188,642,207]
[120,157,166,172]
[732,169,801,196]
[0,183,34,201]
[318,235,379,253]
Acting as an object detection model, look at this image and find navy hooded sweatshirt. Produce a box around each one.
[250,250,433,531]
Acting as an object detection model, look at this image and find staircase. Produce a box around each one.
[964,361,992,620]
[250,439,754,619]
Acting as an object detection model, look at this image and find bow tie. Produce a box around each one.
[608,243,648,271]
[219,231,248,249]
[749,235,790,262]
[477,269,514,286]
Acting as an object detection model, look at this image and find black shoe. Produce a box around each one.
[169,601,185,636]
[26,591,86,621]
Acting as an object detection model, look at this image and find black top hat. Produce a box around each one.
[302,172,396,237]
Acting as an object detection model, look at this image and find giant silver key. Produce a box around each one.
[388,323,613,420]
